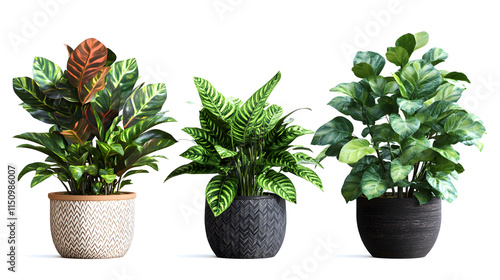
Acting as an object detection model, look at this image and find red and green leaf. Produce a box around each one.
[66,38,107,93]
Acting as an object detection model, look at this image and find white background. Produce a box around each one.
[1,0,499,279]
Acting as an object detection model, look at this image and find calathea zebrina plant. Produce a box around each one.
[312,32,485,204]
[165,71,323,216]
[13,38,176,195]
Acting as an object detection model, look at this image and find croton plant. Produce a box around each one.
[13,38,176,195]
[166,72,323,216]
[312,32,485,204]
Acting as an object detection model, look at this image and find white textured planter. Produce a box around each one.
[48,192,135,259]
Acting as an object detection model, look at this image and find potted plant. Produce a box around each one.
[12,38,177,259]
[312,32,485,258]
[165,71,323,258]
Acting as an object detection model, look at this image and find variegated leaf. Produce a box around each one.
[181,146,220,165]
[257,170,296,203]
[284,165,323,190]
[206,175,238,216]
[32,57,63,98]
[67,38,108,92]
[193,77,235,121]
[79,66,110,104]
[122,83,167,128]
[165,162,220,181]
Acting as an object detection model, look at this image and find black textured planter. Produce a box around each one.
[205,194,286,258]
[356,196,441,258]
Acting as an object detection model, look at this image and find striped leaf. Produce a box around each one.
[32,57,63,98]
[56,72,79,103]
[60,118,92,145]
[205,175,238,216]
[182,127,218,155]
[269,125,313,150]
[193,77,235,121]
[263,150,297,168]
[14,132,66,159]
[122,83,167,128]
[181,146,220,165]
[433,82,465,103]
[292,152,323,168]
[165,162,220,181]
[400,136,431,165]
[257,170,296,203]
[13,77,55,112]
[66,38,108,92]
[430,145,460,164]
[199,108,231,147]
[214,145,237,159]
[256,104,283,137]
[284,165,323,191]
[21,103,56,125]
[95,58,139,114]
[137,130,177,156]
[31,168,55,188]
[80,66,110,104]
[231,71,281,143]
[19,162,52,181]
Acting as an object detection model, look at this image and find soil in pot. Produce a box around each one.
[356,196,441,258]
[205,194,286,258]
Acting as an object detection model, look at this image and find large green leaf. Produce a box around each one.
[341,173,362,202]
[444,112,485,142]
[426,171,457,202]
[413,31,429,50]
[311,116,353,145]
[422,47,448,65]
[399,136,431,165]
[433,82,465,103]
[389,114,420,138]
[120,113,174,142]
[122,83,167,128]
[193,77,235,121]
[31,168,54,188]
[353,51,385,76]
[66,38,108,92]
[13,77,55,112]
[430,145,460,164]
[205,175,238,216]
[361,167,390,200]
[445,71,470,83]
[32,57,63,98]
[180,146,220,165]
[14,132,66,158]
[231,71,281,143]
[284,165,323,191]
[386,46,409,67]
[371,123,395,145]
[257,170,296,203]
[396,98,423,114]
[367,76,387,97]
[395,33,416,57]
[137,130,177,156]
[390,158,413,182]
[351,63,375,79]
[339,139,376,164]
[164,162,220,181]
[95,58,139,114]
[330,82,367,104]
[400,59,442,100]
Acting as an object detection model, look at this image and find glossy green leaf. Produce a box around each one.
[386,46,409,67]
[353,51,385,76]
[433,82,465,102]
[18,162,51,181]
[389,114,420,138]
[13,77,55,112]
[430,145,460,164]
[399,136,431,165]
[99,168,116,184]
[361,167,390,200]
[444,112,485,142]
[367,76,388,97]
[396,98,423,114]
[330,82,367,104]
[390,158,413,182]
[414,31,429,50]
[352,63,375,79]
[339,139,376,164]
[422,48,448,66]
[400,60,442,100]
[311,117,353,145]
[341,173,362,202]
[257,170,296,203]
[426,171,457,202]
[123,83,167,128]
[269,125,313,150]
[199,108,231,147]
[263,150,297,168]
[32,57,63,98]
[395,33,416,57]
[14,132,66,158]
[120,113,175,142]
[31,168,54,188]
[445,71,470,83]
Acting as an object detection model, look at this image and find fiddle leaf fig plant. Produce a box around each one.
[13,38,177,195]
[166,71,323,216]
[312,32,485,205]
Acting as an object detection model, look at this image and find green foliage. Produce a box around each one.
[166,72,322,216]
[312,32,485,204]
[13,38,177,195]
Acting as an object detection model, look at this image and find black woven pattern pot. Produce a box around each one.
[205,194,286,258]
[356,196,441,258]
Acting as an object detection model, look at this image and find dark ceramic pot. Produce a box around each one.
[356,196,441,258]
[205,194,286,258]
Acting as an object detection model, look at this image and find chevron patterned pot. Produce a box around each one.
[357,196,441,258]
[205,194,286,258]
[48,192,135,259]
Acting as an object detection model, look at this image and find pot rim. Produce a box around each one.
[232,193,282,201]
[48,191,136,201]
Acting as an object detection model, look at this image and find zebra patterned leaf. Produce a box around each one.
[205,175,238,217]
[284,165,323,191]
[256,104,283,137]
[257,170,296,203]
[232,71,281,143]
[263,150,297,168]
[122,83,167,128]
[165,162,220,181]
[269,125,313,150]
[182,127,218,156]
[214,145,237,159]
[199,108,231,147]
[193,77,235,121]
[181,146,220,165]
